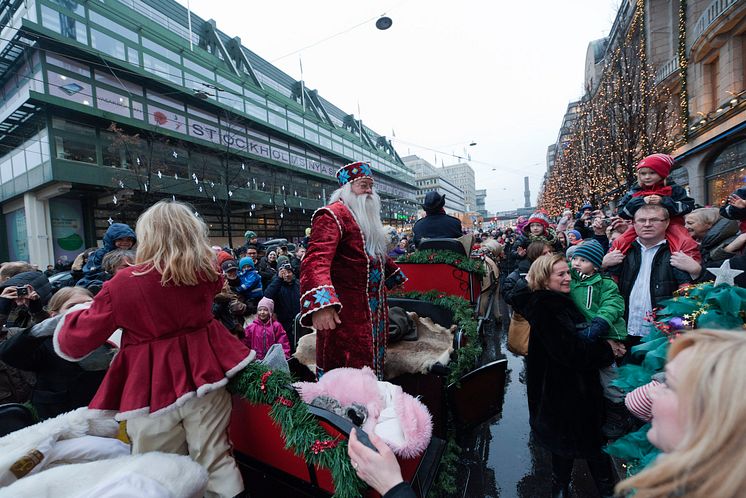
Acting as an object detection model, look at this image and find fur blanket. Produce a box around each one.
[0,407,120,487]
[293,312,455,380]
[0,452,207,498]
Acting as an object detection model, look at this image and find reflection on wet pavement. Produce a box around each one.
[453,299,602,498]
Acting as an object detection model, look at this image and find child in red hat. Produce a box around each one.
[611,154,699,261]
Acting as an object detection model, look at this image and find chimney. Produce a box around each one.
[524,176,530,208]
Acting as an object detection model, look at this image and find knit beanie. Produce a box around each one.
[636,153,674,179]
[217,250,234,268]
[257,297,274,314]
[572,239,605,269]
[526,211,550,230]
[277,255,290,268]
[238,257,255,270]
[568,229,582,241]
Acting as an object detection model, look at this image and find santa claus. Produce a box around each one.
[300,161,406,379]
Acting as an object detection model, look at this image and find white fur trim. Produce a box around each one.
[225,350,256,377]
[114,406,152,422]
[52,302,94,362]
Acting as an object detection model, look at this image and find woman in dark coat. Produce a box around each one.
[514,253,623,497]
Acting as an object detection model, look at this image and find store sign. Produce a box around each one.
[4,209,28,262]
[50,198,85,266]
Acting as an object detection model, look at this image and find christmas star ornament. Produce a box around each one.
[708,259,743,286]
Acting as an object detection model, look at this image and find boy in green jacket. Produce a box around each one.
[569,239,630,438]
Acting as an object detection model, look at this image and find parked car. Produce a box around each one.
[48,270,76,293]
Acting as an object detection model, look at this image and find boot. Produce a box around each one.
[550,453,574,498]
[587,452,617,498]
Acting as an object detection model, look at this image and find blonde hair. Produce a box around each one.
[616,329,746,498]
[526,253,566,291]
[134,200,218,286]
[47,287,93,314]
[685,207,720,228]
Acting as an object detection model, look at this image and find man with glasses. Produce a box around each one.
[603,204,701,347]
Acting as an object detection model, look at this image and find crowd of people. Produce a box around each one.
[2,153,746,497]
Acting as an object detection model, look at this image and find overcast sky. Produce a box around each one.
[177,0,621,213]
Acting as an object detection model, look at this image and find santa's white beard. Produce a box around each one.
[331,184,388,258]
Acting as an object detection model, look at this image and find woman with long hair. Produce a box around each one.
[514,253,623,497]
[54,200,254,498]
[616,329,746,498]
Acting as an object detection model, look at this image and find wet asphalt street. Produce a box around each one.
[453,299,604,498]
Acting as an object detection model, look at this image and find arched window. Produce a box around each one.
[706,138,746,205]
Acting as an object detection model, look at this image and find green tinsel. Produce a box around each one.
[391,289,482,385]
[606,281,746,474]
[228,363,367,498]
[397,250,486,277]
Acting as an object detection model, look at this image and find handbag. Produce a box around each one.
[507,312,530,356]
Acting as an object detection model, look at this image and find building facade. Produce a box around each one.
[475,188,488,217]
[0,0,417,265]
[402,155,466,215]
[440,162,476,212]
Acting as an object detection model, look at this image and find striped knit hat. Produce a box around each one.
[572,239,605,269]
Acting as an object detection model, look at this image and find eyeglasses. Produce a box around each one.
[634,217,668,225]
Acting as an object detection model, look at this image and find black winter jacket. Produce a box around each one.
[515,290,614,458]
[698,217,739,280]
[608,241,693,317]
[264,275,301,341]
[720,186,746,220]
[0,326,106,420]
[501,258,531,311]
[412,213,462,247]
[617,180,694,220]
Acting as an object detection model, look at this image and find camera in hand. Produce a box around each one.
[16,285,29,297]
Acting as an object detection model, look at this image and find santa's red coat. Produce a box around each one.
[300,201,406,379]
[53,265,254,420]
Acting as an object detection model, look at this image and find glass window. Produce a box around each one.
[127,47,139,65]
[94,70,142,94]
[142,37,179,63]
[146,90,184,111]
[24,140,42,169]
[305,128,319,144]
[245,99,267,122]
[288,120,303,137]
[268,112,287,130]
[11,150,25,177]
[706,139,746,205]
[216,74,241,94]
[88,9,137,42]
[184,58,214,80]
[319,135,331,149]
[49,0,85,16]
[47,71,92,106]
[46,54,90,76]
[91,29,126,60]
[147,104,186,134]
[41,6,86,44]
[186,105,218,124]
[0,156,11,183]
[143,54,182,86]
[55,136,96,164]
[96,87,130,117]
[132,101,144,121]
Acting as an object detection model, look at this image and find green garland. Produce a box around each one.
[397,250,485,277]
[228,363,367,498]
[390,290,483,497]
[391,289,482,385]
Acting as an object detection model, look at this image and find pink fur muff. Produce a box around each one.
[294,367,432,458]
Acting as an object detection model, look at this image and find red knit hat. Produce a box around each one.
[216,251,234,267]
[526,211,550,229]
[636,153,675,178]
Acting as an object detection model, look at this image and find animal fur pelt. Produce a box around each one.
[0,407,119,487]
[0,452,207,498]
[292,312,455,380]
[294,367,432,458]
[385,313,454,379]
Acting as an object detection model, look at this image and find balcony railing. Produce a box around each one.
[655,56,680,84]
[691,0,740,49]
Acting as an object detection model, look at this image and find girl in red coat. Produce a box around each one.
[54,200,255,498]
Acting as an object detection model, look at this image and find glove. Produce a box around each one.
[578,317,610,342]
